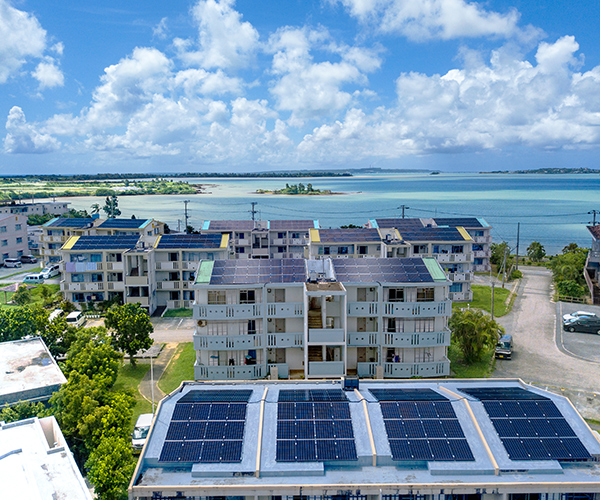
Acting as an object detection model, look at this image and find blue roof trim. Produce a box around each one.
[369,219,378,228]
[313,220,320,229]
[42,217,59,227]
[477,217,490,228]
[202,221,210,230]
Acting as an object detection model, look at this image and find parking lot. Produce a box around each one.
[556,302,600,363]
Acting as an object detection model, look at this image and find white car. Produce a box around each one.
[41,264,61,279]
[562,310,596,323]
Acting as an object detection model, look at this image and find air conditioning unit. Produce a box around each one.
[197,320,207,327]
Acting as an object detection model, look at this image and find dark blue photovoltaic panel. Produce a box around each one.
[44,217,94,228]
[156,234,223,249]
[461,387,549,401]
[332,258,434,284]
[371,388,447,401]
[205,220,255,231]
[278,389,348,402]
[209,259,306,285]
[433,217,484,228]
[389,438,474,462]
[71,235,140,250]
[179,390,252,403]
[96,218,148,229]
[318,228,381,243]
[374,219,425,230]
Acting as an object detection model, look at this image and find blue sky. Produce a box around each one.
[1,0,600,174]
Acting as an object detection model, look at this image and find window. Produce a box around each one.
[71,274,85,282]
[472,244,483,251]
[2,253,8,259]
[1,240,7,246]
[278,232,285,239]
[169,252,178,262]
[413,244,427,254]
[73,293,85,302]
[208,291,226,304]
[91,273,103,282]
[388,288,404,302]
[238,232,245,239]
[452,245,464,253]
[338,246,349,254]
[474,258,483,265]
[235,247,245,254]
[247,320,256,334]
[416,287,435,302]
[358,245,367,255]
[278,246,285,253]
[90,253,102,262]
[16,237,22,244]
[432,245,440,254]
[240,290,255,304]
[474,231,484,237]
[15,224,21,231]
[291,232,301,239]
[414,318,435,332]
[323,246,330,255]
[450,283,463,293]
[386,318,396,332]
[0,226,5,233]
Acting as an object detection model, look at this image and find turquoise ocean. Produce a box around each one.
[61,173,600,255]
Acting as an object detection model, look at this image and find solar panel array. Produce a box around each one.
[270,220,316,230]
[460,388,592,461]
[206,220,255,231]
[96,218,148,229]
[157,234,223,249]
[159,390,252,463]
[45,217,94,228]
[318,228,381,243]
[332,258,434,283]
[374,219,425,230]
[209,259,306,285]
[371,388,475,462]
[397,227,466,242]
[433,218,483,228]
[276,389,358,462]
[71,235,141,250]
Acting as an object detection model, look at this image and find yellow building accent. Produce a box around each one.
[220,234,229,248]
[309,228,320,243]
[61,236,80,250]
[457,227,472,241]
[154,235,162,248]
[395,229,402,241]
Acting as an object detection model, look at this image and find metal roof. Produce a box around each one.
[43,217,94,228]
[155,234,224,250]
[317,228,381,243]
[69,235,141,251]
[96,218,152,229]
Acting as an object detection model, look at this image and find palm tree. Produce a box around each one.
[90,203,100,215]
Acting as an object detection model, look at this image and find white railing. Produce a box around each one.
[357,358,450,378]
[266,303,304,317]
[194,303,263,320]
[266,332,303,348]
[383,300,450,317]
[308,361,345,377]
[308,328,344,343]
[193,334,262,350]
[156,261,179,270]
[347,332,379,346]
[106,262,124,271]
[382,330,451,347]
[194,363,265,380]
[434,253,472,263]
[347,302,379,316]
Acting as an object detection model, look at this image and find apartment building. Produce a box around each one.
[59,233,228,314]
[192,257,450,381]
[0,200,70,216]
[0,214,28,264]
[201,219,318,259]
[433,217,492,272]
[307,227,385,258]
[130,379,600,500]
[41,216,165,266]
[370,218,474,301]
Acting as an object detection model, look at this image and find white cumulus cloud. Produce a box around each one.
[4,106,59,153]
[32,58,64,89]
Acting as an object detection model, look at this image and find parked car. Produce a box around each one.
[562,310,596,323]
[495,334,513,359]
[41,264,60,279]
[132,413,154,453]
[20,255,37,264]
[23,273,45,284]
[563,316,600,334]
[66,311,86,328]
[3,258,22,268]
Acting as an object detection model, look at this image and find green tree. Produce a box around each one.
[526,241,546,262]
[86,434,136,500]
[104,303,153,366]
[91,203,101,215]
[490,241,509,266]
[102,195,121,218]
[562,242,580,254]
[556,279,586,298]
[13,284,31,305]
[0,401,46,423]
[449,308,503,363]
[0,305,43,342]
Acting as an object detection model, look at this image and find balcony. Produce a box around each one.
[308,328,344,343]
[446,272,472,282]
[194,303,262,320]
[156,261,179,270]
[193,334,262,350]
[449,291,473,302]
[382,330,450,348]
[472,235,492,243]
[357,358,450,378]
[128,296,149,307]
[181,262,197,270]
[347,302,379,316]
[383,300,450,317]
[434,253,472,263]
[106,262,124,271]
[266,332,303,348]
[125,275,149,286]
[156,281,180,290]
[107,282,125,291]
[267,303,303,318]
[347,332,379,346]
[308,361,345,377]
[473,250,491,258]
[63,282,104,291]
[268,363,289,379]
[41,235,64,243]
[194,362,265,380]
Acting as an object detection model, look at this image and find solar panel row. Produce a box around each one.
[371,388,447,401]
[157,234,223,249]
[178,389,252,403]
[276,439,357,462]
[380,401,457,419]
[332,258,434,283]
[160,440,243,463]
[502,438,591,461]
[278,389,348,402]
[71,235,141,250]
[389,438,474,461]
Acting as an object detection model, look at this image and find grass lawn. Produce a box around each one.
[0,283,60,308]
[162,308,193,318]
[158,343,195,395]
[448,344,496,378]
[452,284,513,317]
[113,362,152,431]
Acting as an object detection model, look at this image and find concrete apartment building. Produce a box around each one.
[1,416,93,500]
[59,233,228,313]
[369,218,476,302]
[129,379,600,500]
[0,200,70,217]
[307,228,386,259]
[0,213,28,264]
[40,216,165,266]
[201,219,319,259]
[192,257,451,381]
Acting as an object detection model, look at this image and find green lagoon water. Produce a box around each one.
[62,173,600,255]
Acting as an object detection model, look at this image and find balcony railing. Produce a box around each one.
[194,303,263,320]
[107,282,125,291]
[308,328,344,343]
[156,281,180,290]
[472,235,492,243]
[105,262,124,271]
[446,272,472,282]
[127,296,149,306]
[193,334,262,350]
[268,363,289,379]
[156,261,179,270]
[449,291,473,302]
[383,300,450,317]
[357,358,450,378]
[266,332,303,348]
[125,276,149,286]
[266,302,304,318]
[308,361,345,377]
[194,362,265,380]
[63,282,104,291]
[347,302,379,316]
[382,330,450,347]
[347,332,379,346]
[434,253,472,263]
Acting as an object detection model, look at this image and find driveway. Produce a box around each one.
[491,266,600,417]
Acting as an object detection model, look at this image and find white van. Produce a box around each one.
[132,413,154,453]
[48,309,63,322]
[23,273,45,284]
[66,311,86,328]
[41,264,60,279]
[3,258,22,268]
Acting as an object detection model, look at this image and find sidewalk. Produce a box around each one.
[138,342,179,405]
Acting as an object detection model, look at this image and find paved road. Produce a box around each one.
[557,302,600,362]
[491,266,600,417]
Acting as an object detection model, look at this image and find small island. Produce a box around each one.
[255,183,338,195]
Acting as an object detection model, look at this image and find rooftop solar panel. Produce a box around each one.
[460,388,549,401]
[375,219,425,230]
[70,235,141,250]
[433,217,484,228]
[96,218,149,229]
[397,227,467,242]
[178,389,252,403]
[205,220,255,231]
[332,258,434,284]
[208,259,307,285]
[156,234,223,249]
[44,217,94,228]
[318,228,381,243]
[269,220,316,230]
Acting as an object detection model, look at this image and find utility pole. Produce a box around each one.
[249,202,258,221]
[501,246,508,289]
[184,200,190,233]
[491,282,495,321]
[397,205,410,219]
[515,222,520,270]
[589,210,600,225]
